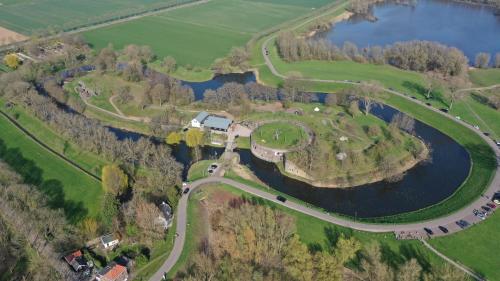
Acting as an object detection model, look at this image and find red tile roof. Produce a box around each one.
[64,250,82,263]
[103,264,127,281]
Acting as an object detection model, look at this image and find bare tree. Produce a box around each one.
[475,52,491,68]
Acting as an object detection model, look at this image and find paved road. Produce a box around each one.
[150,29,500,281]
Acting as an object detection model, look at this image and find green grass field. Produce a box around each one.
[0,114,103,222]
[253,122,307,149]
[84,0,333,70]
[0,0,192,35]
[469,68,500,87]
[431,211,500,280]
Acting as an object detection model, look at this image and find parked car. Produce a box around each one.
[496,140,500,147]
[423,228,434,235]
[438,226,449,233]
[494,199,500,205]
[425,102,432,106]
[277,195,287,203]
[486,203,496,209]
[208,169,214,174]
[455,220,469,229]
[474,125,480,130]
[455,116,461,120]
[183,188,190,195]
[411,96,417,99]
[473,209,486,219]
[483,132,490,137]
[440,108,449,113]
[481,206,491,212]
[210,163,218,169]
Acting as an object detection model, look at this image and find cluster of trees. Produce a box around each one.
[277,32,469,76]
[211,47,250,74]
[0,67,183,198]
[474,52,500,68]
[180,198,468,281]
[349,0,416,15]
[0,161,80,281]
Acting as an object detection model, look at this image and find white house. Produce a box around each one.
[191,111,209,128]
[100,234,119,249]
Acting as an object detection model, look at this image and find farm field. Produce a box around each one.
[84,0,335,71]
[0,113,103,223]
[0,0,193,35]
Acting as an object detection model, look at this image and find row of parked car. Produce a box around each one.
[424,192,500,236]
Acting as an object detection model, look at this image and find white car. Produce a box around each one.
[474,125,480,130]
[455,116,461,120]
[494,199,500,205]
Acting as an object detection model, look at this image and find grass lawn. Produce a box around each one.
[2,100,109,176]
[187,160,213,181]
[252,121,307,149]
[0,0,192,34]
[169,183,443,277]
[430,211,500,280]
[0,113,103,223]
[83,0,335,73]
[450,95,500,140]
[469,68,500,87]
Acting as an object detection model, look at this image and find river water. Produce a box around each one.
[316,0,500,63]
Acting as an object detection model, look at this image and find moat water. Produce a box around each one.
[109,72,471,218]
[316,0,500,63]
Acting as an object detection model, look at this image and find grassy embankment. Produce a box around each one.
[83,0,340,81]
[168,183,443,278]
[0,110,103,222]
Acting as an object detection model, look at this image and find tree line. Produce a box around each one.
[277,32,469,76]
[179,196,469,281]
[0,161,80,281]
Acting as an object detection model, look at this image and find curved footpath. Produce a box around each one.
[150,39,500,281]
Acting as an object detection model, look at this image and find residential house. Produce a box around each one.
[100,234,119,249]
[191,111,209,128]
[63,250,88,272]
[96,263,128,281]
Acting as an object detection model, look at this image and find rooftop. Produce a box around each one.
[204,116,232,130]
[98,263,127,281]
[101,234,117,244]
[194,111,209,123]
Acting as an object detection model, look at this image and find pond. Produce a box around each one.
[316,0,500,63]
[107,72,471,219]
[182,72,256,101]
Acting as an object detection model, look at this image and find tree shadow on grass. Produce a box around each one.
[0,139,88,224]
[399,243,432,272]
[402,81,448,107]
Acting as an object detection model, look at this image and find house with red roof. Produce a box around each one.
[96,263,128,281]
[63,250,88,272]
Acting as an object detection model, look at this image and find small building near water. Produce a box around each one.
[190,111,233,132]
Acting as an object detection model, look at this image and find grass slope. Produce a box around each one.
[253,122,307,149]
[0,114,103,222]
[469,68,500,87]
[430,211,500,280]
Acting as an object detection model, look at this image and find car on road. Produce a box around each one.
[481,206,491,212]
[456,220,470,229]
[208,169,214,174]
[425,102,432,106]
[483,132,490,136]
[210,163,218,169]
[438,226,449,233]
[411,96,417,99]
[183,188,190,195]
[423,227,434,235]
[440,108,449,113]
[455,116,461,120]
[277,195,287,203]
[473,125,480,130]
[496,140,500,147]
[494,199,500,205]
[473,209,486,219]
[486,203,496,209]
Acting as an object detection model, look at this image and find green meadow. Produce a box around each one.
[84,0,334,70]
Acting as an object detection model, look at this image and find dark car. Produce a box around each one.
[483,132,490,137]
[277,195,287,203]
[210,164,218,169]
[425,102,432,106]
[455,220,469,229]
[438,226,449,233]
[423,227,434,235]
[183,188,190,194]
[411,96,417,99]
[481,206,491,212]
[440,108,449,113]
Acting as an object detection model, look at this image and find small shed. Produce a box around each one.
[203,116,233,132]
